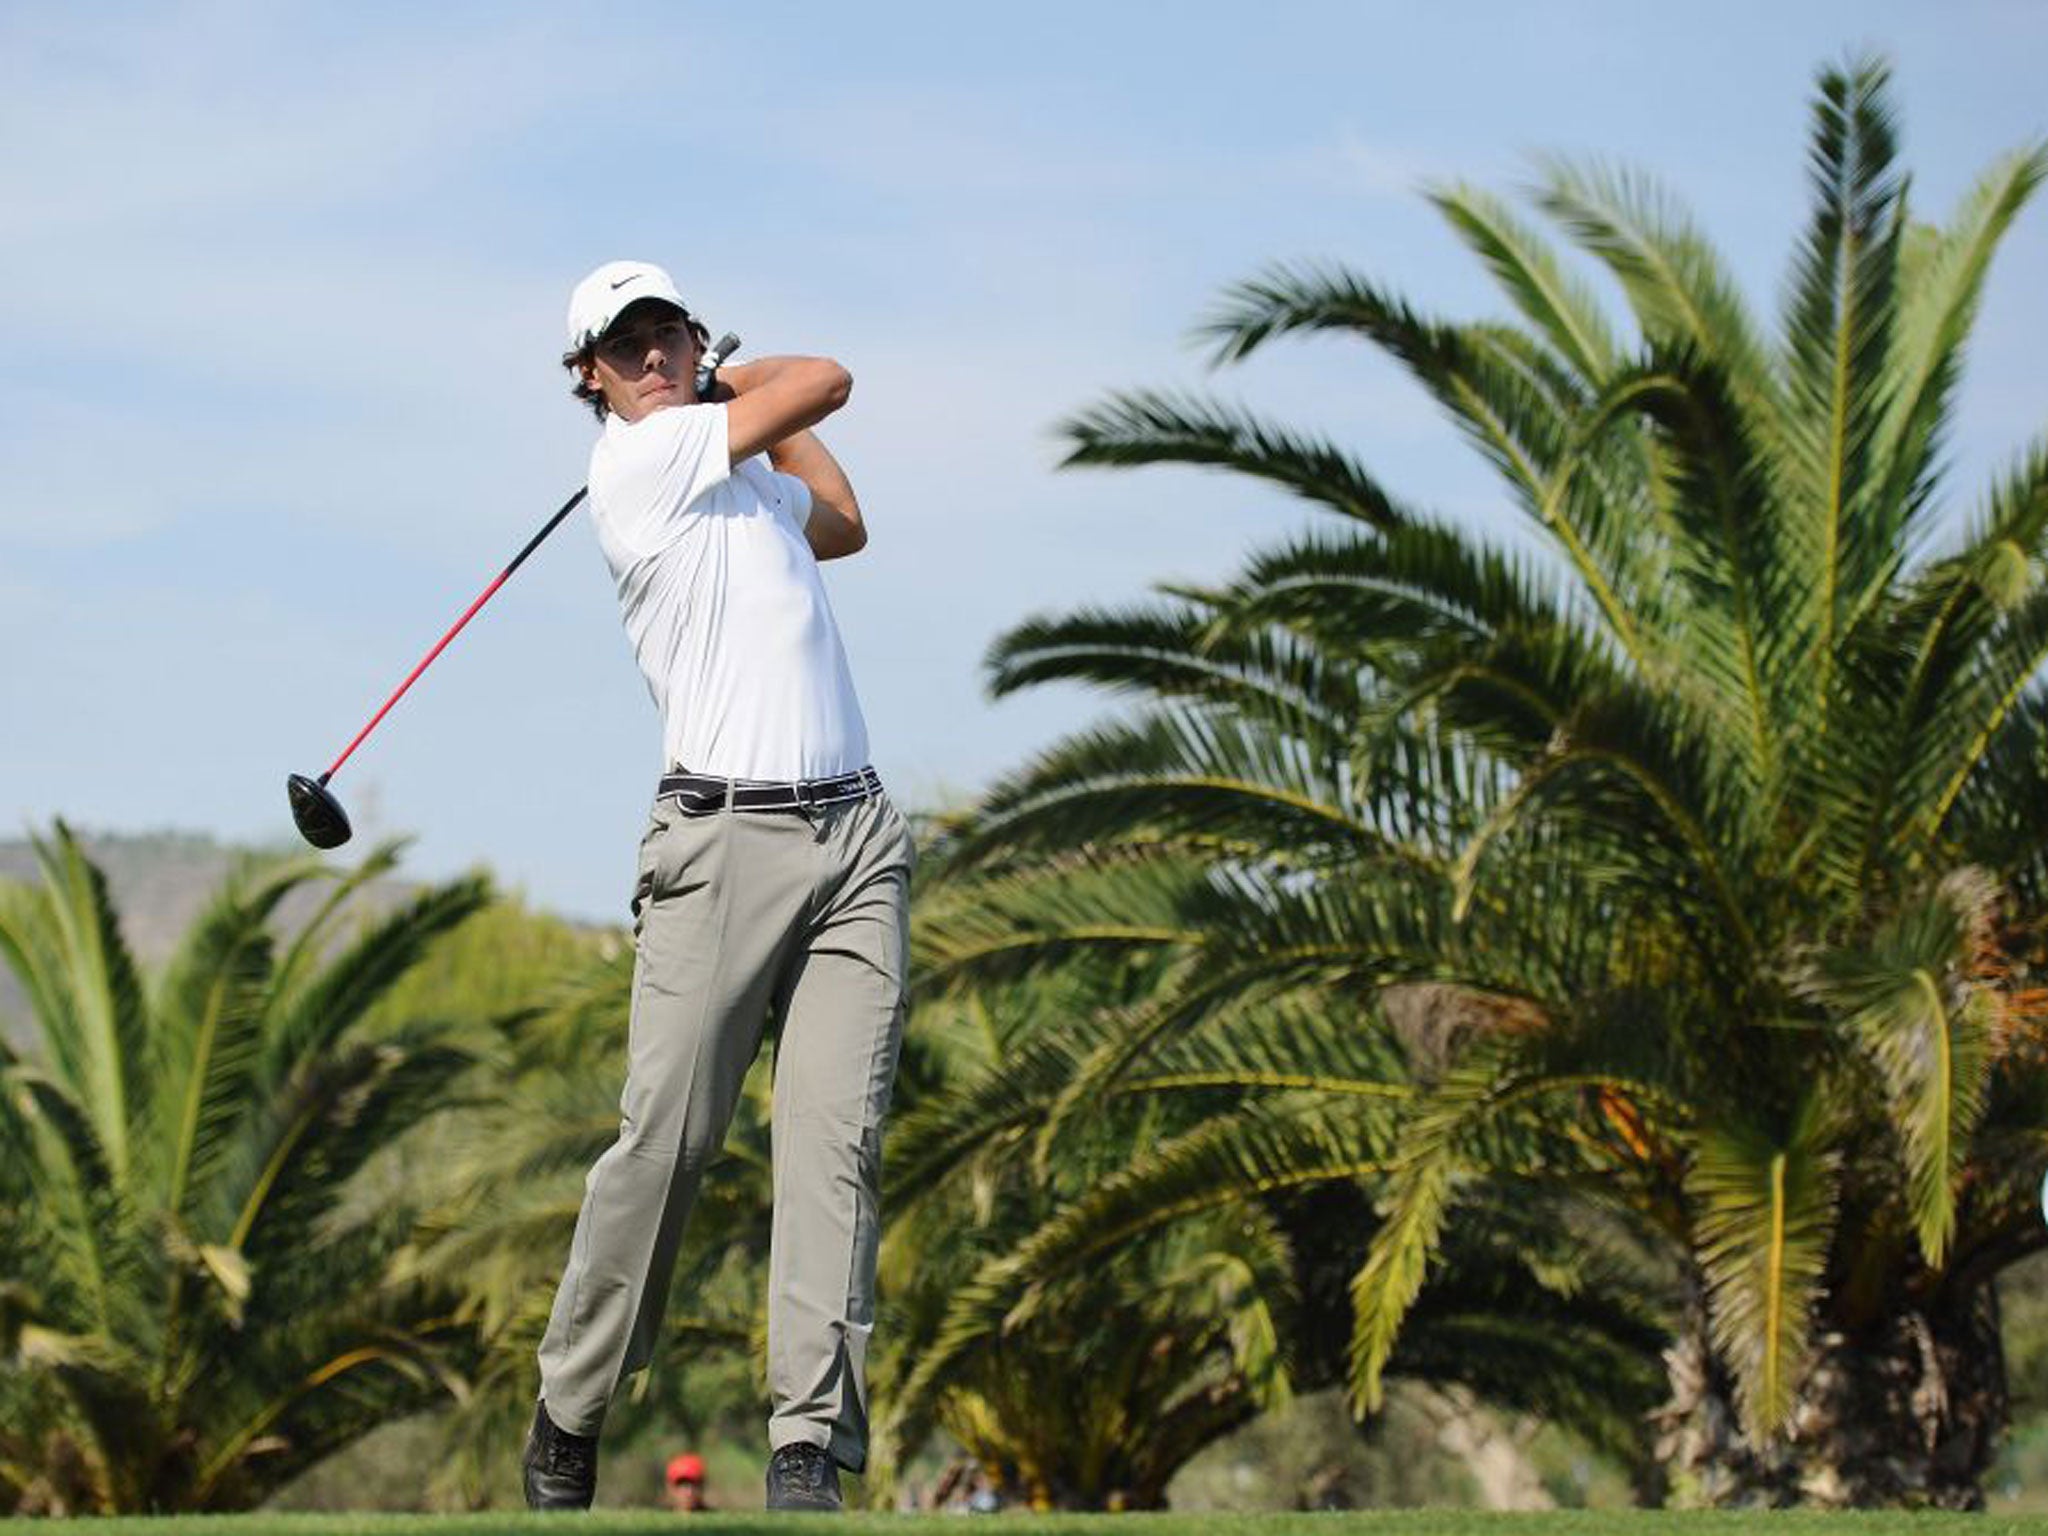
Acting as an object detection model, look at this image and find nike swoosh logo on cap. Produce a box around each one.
[609,275,639,289]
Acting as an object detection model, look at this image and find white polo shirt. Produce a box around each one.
[586,403,870,782]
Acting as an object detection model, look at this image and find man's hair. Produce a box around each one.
[562,311,711,422]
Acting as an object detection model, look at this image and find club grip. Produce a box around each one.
[695,332,741,397]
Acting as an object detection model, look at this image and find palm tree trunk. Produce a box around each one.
[1650,1281,1802,1507]
[1653,1279,2006,1508]
[1788,1283,2006,1509]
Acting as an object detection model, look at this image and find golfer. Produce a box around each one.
[522,260,912,1514]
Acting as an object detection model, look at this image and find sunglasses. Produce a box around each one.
[595,319,697,370]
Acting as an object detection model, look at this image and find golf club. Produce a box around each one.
[288,331,741,849]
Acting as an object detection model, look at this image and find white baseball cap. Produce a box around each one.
[566,260,690,351]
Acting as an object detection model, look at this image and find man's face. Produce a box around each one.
[585,300,701,422]
[664,1479,706,1511]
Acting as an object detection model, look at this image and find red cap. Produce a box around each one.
[667,1453,706,1485]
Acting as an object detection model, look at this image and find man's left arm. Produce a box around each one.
[767,429,866,560]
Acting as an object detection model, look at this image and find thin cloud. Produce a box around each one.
[1321,131,1447,197]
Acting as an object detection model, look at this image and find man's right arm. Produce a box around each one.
[716,356,851,465]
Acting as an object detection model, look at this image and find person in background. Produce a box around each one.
[664,1453,710,1513]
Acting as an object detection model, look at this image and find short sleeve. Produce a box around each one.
[589,404,732,555]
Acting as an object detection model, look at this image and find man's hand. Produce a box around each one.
[716,356,850,466]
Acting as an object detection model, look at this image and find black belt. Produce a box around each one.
[657,766,882,815]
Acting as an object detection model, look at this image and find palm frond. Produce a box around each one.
[1430,181,1619,382]
[265,840,408,1007]
[1451,681,1761,988]
[986,598,1357,742]
[152,857,315,1222]
[1201,263,1668,669]
[1795,870,2000,1264]
[1535,156,1776,411]
[1943,688,2048,905]
[1618,347,1809,778]
[1345,1050,1661,1416]
[258,875,491,1090]
[1917,582,2048,849]
[883,1123,1324,1453]
[1059,389,1411,529]
[1873,144,2048,559]
[1779,56,1906,682]
[1397,1195,1672,1473]
[1821,445,2045,889]
[885,1005,1135,1201]
[0,824,150,1189]
[1216,518,1574,665]
[949,710,1391,875]
[1347,1143,1455,1416]
[912,852,1203,996]
[1040,1096,1400,1277]
[1474,325,1679,645]
[230,1033,475,1262]
[2,1065,124,1334]
[1687,1094,1839,1441]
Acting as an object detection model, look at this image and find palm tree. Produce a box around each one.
[898,903,1670,1505]
[919,57,2048,1507]
[0,823,489,1512]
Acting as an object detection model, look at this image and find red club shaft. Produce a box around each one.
[322,486,588,783]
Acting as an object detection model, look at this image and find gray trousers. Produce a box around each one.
[536,784,912,1471]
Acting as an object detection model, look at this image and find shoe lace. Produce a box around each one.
[771,1443,831,1492]
[544,1424,597,1482]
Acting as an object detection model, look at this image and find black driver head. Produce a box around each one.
[287,773,353,849]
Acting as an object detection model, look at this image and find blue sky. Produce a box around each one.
[4,2,2044,922]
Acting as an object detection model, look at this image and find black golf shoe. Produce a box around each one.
[765,1441,842,1511]
[522,1400,598,1510]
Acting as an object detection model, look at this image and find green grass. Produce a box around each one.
[42,1515,2048,1536]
